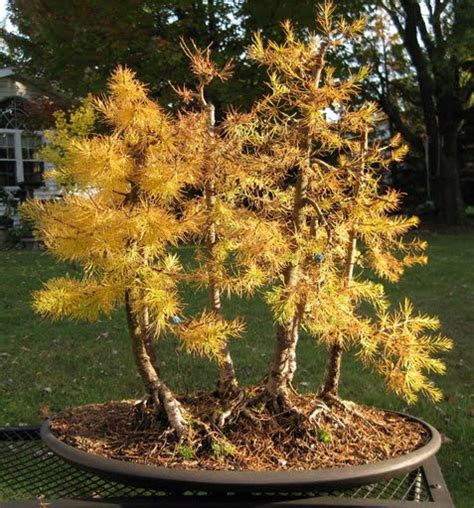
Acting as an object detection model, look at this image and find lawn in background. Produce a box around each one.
[0,234,473,506]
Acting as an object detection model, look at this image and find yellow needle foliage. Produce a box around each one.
[23,68,227,361]
[177,312,245,364]
[235,2,451,403]
[24,3,451,407]
[174,41,288,302]
[40,97,96,189]
[358,300,453,403]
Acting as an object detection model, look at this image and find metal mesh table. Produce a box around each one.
[0,426,454,507]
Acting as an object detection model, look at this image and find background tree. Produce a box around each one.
[1,0,243,107]
[40,97,96,180]
[3,1,473,226]
[364,0,473,226]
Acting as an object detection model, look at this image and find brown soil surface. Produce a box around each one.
[50,390,429,471]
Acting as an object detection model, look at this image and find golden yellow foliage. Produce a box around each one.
[176,313,244,363]
[23,67,200,345]
[33,277,123,321]
[41,97,96,188]
[358,300,453,403]
[235,0,451,402]
[25,3,452,404]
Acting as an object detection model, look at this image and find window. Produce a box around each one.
[0,97,45,188]
[22,134,44,185]
[0,130,45,188]
[0,132,16,186]
[0,98,28,130]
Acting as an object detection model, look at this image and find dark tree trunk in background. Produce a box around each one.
[436,80,466,225]
[382,0,467,226]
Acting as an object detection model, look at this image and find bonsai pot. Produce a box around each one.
[41,411,441,493]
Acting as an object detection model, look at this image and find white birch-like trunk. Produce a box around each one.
[125,293,188,438]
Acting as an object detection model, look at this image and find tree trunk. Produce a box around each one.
[266,160,309,398]
[437,139,465,226]
[208,214,238,398]
[435,90,466,226]
[125,291,188,438]
[319,342,343,399]
[202,101,238,398]
[266,43,328,400]
[319,128,365,401]
[386,0,466,226]
[266,302,304,398]
[208,253,238,398]
[319,230,356,400]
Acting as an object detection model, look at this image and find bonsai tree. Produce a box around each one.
[174,41,289,402]
[24,2,452,467]
[22,68,214,437]
[227,2,452,410]
[172,41,244,399]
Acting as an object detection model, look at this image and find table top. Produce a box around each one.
[0,425,454,507]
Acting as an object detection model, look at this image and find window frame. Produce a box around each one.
[0,131,17,186]
[0,128,44,189]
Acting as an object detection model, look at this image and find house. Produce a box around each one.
[0,67,59,203]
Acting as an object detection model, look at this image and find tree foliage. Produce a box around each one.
[223,2,451,403]
[2,0,243,107]
[23,3,452,439]
[360,0,473,225]
[3,1,473,225]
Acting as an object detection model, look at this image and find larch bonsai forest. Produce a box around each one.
[22,3,452,472]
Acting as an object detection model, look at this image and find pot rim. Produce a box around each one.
[40,410,441,492]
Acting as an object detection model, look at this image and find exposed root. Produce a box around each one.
[309,401,330,422]
[133,394,154,412]
[212,389,245,428]
[317,392,355,410]
[131,395,157,431]
[158,383,189,440]
[130,387,189,440]
[263,388,308,431]
[309,397,391,434]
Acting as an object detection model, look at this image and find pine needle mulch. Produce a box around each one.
[49,389,429,471]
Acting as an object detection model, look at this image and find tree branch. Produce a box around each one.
[409,0,435,59]
[387,0,438,142]
[380,0,404,35]
[431,0,445,44]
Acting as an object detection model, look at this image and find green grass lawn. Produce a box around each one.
[1,234,473,506]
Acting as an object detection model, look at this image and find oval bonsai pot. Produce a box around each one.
[41,411,441,493]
